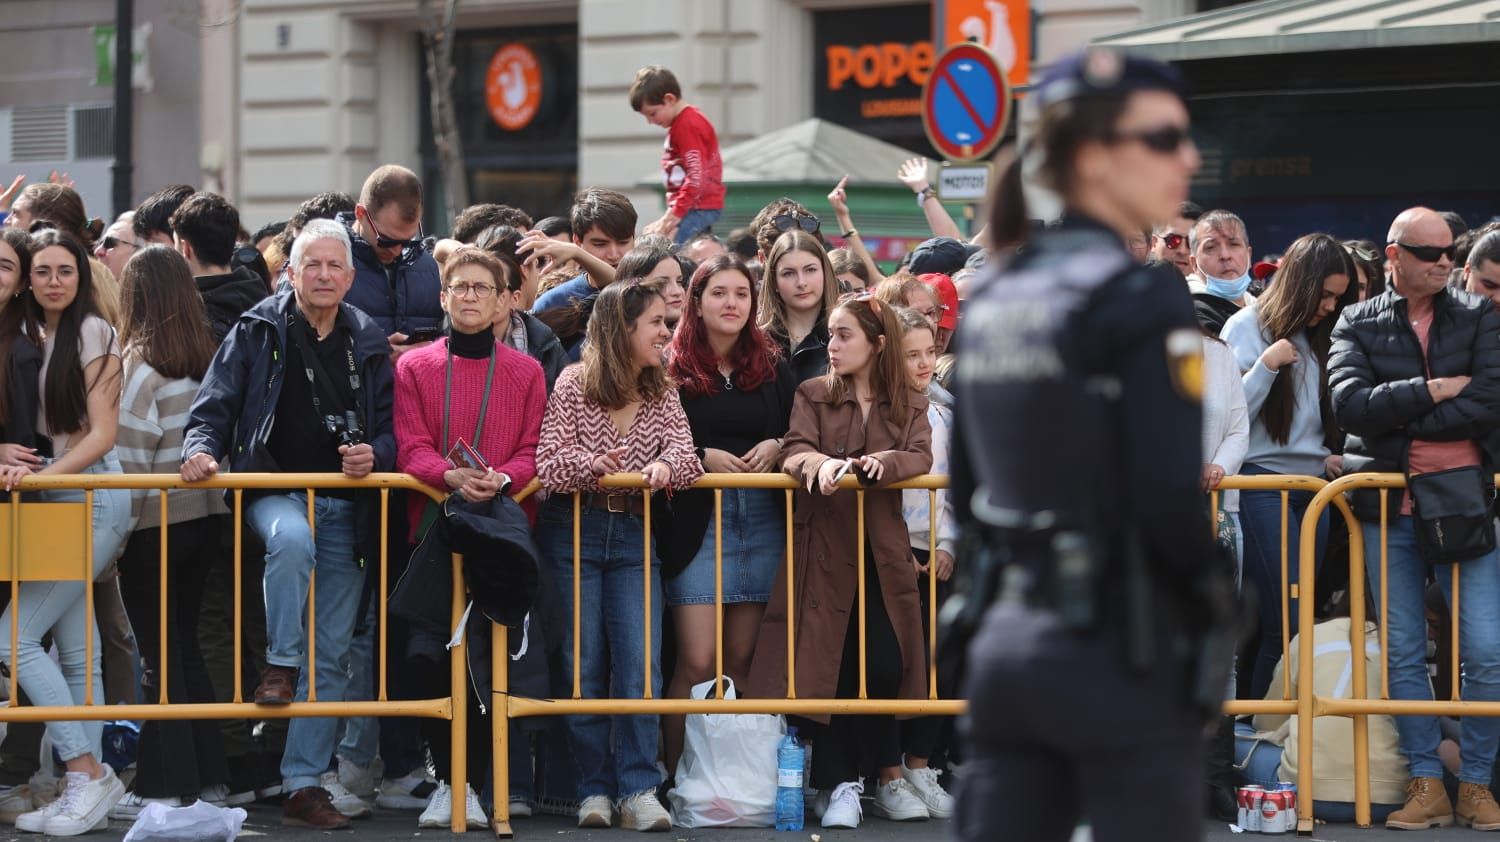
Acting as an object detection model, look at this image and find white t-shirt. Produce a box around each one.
[38,315,119,457]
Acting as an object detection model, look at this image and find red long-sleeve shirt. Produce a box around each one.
[662,105,725,217]
[394,337,547,537]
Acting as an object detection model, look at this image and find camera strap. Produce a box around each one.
[287,313,361,427]
[441,340,496,455]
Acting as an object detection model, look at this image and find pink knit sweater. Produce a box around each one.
[394,337,546,534]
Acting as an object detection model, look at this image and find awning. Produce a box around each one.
[1094,0,1500,63]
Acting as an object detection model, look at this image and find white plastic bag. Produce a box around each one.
[122,800,247,842]
[667,676,783,828]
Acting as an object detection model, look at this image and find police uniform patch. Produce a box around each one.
[1165,328,1203,402]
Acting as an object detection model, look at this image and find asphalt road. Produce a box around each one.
[7,807,1485,842]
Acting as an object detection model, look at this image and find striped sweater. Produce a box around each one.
[118,353,228,530]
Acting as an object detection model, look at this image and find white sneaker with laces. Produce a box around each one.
[460,784,487,829]
[900,763,954,818]
[110,791,179,821]
[337,757,377,799]
[417,782,453,829]
[198,784,230,806]
[319,771,372,819]
[377,772,439,810]
[870,777,930,821]
[42,766,124,836]
[576,794,613,828]
[817,779,865,829]
[618,789,670,832]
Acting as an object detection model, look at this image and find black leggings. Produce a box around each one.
[801,554,903,790]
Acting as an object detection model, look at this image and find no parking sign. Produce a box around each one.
[921,43,1011,163]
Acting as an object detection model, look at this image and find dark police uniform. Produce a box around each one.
[947,51,1230,842]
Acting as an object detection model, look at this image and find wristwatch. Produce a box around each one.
[498,472,513,496]
[916,187,937,205]
[841,228,859,239]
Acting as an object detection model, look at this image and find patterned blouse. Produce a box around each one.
[537,365,704,495]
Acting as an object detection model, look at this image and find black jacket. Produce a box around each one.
[775,321,830,386]
[519,312,568,394]
[1192,291,1241,338]
[1329,287,1500,521]
[197,265,270,344]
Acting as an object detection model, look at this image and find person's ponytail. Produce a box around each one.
[989,155,1030,253]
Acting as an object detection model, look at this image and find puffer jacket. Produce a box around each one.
[1328,287,1500,521]
[337,212,444,338]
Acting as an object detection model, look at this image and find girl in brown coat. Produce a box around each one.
[746,293,932,829]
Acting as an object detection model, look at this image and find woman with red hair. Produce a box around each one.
[662,254,795,775]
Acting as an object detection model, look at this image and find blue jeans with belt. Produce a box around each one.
[246,491,360,792]
[1365,517,1500,784]
[535,499,663,802]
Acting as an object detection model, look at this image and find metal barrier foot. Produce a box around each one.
[490,817,514,838]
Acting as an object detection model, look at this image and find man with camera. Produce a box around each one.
[182,218,396,829]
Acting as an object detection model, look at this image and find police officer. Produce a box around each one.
[947,49,1231,841]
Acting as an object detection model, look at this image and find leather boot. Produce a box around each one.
[1386,776,1454,830]
[1458,782,1500,831]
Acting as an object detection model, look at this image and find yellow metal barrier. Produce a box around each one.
[0,472,485,833]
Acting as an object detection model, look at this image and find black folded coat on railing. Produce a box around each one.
[392,494,540,634]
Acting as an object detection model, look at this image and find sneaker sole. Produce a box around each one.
[224,791,256,807]
[334,805,373,819]
[919,800,954,820]
[624,812,671,831]
[870,805,929,821]
[577,812,612,828]
[821,814,860,829]
[1387,815,1454,830]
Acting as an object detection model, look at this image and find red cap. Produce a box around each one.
[917,273,959,331]
[1252,260,1279,282]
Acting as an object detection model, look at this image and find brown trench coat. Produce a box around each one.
[744,377,932,723]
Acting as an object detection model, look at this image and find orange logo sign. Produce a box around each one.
[940,0,1030,89]
[486,43,542,131]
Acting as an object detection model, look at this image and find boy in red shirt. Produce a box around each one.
[629,65,725,246]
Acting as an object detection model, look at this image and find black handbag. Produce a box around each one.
[1408,465,1497,565]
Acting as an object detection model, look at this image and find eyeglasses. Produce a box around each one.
[446,283,497,299]
[362,208,425,251]
[1155,232,1187,250]
[772,213,820,235]
[1393,241,1456,264]
[1106,125,1192,155]
[98,236,140,251]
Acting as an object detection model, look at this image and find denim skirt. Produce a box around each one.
[664,488,784,607]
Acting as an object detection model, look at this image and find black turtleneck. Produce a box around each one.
[449,328,494,360]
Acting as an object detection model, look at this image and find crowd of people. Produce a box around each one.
[0,54,1494,839]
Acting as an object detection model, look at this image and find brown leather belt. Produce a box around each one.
[581,492,646,517]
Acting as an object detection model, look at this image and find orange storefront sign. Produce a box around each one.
[938,0,1030,89]
[826,41,935,90]
[485,43,542,131]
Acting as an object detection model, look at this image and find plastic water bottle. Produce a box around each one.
[775,727,805,831]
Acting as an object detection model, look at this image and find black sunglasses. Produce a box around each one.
[1107,125,1192,155]
[1393,241,1456,264]
[98,235,139,251]
[772,213,820,235]
[363,209,424,251]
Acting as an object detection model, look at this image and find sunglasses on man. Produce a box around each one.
[98,235,140,251]
[1393,241,1456,264]
[772,213,820,235]
[361,207,425,251]
[1155,232,1187,251]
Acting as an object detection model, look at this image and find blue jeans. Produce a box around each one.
[1232,722,1399,823]
[336,596,378,768]
[0,454,129,762]
[535,501,663,801]
[246,491,361,792]
[673,209,721,246]
[1239,463,1328,699]
[1364,517,1500,784]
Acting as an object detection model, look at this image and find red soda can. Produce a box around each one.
[1260,790,1287,834]
[1237,786,1263,832]
[1275,783,1298,832]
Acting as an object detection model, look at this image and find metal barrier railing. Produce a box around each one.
[1294,473,1500,832]
[0,472,486,833]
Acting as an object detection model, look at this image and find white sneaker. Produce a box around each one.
[870,777,930,821]
[15,780,68,833]
[460,784,487,829]
[198,784,230,807]
[42,767,124,836]
[900,763,954,818]
[0,784,36,822]
[618,789,670,832]
[109,790,180,820]
[337,756,377,799]
[576,794,612,828]
[816,779,865,829]
[417,782,452,829]
[509,798,532,818]
[318,771,372,819]
[376,772,438,810]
